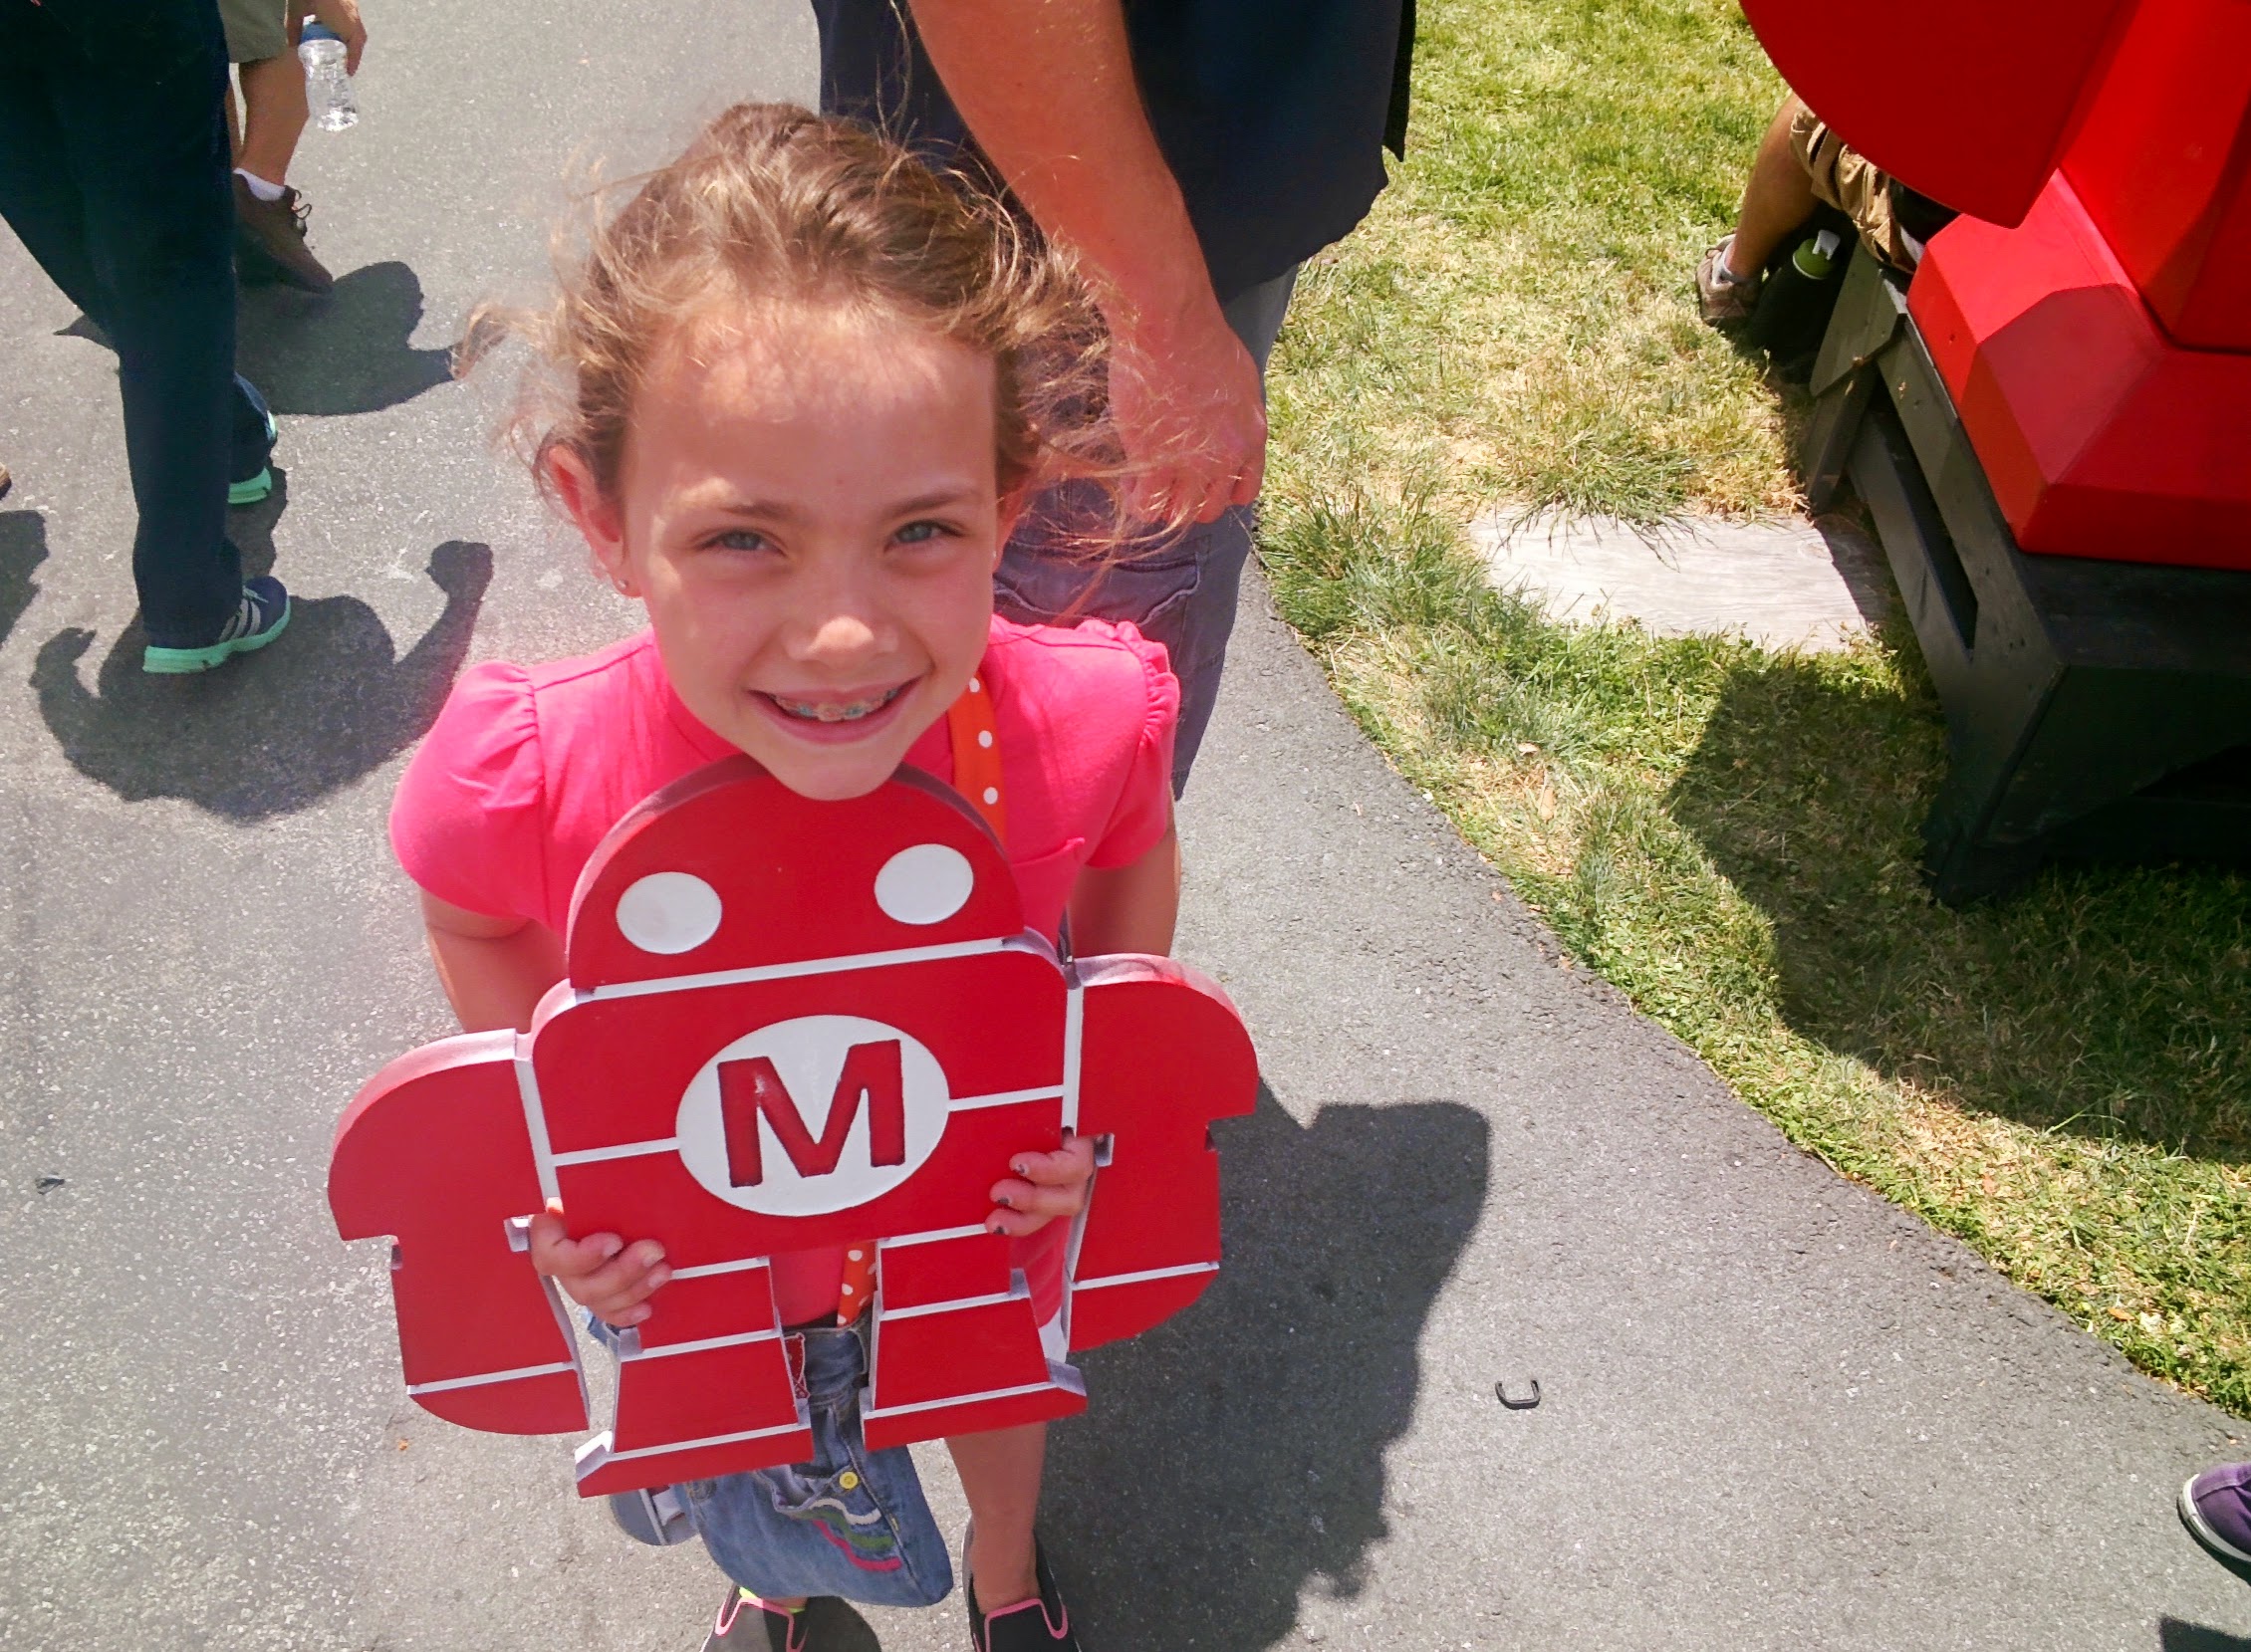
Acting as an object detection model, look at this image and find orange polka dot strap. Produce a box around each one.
[835,672,1006,1326]
[945,668,1008,840]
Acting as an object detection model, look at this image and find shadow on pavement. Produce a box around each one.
[0,510,46,648]
[796,1598,877,1648]
[63,261,455,417]
[235,261,457,415]
[1666,657,2251,1161]
[31,539,491,820]
[1046,1084,1488,1649]
[2161,1619,2251,1651]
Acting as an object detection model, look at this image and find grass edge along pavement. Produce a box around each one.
[1254,0,2251,1416]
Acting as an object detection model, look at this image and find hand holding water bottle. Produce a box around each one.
[293,0,368,131]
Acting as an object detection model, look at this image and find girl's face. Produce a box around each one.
[558,301,1011,801]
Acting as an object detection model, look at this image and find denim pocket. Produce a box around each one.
[995,546,1202,640]
[760,1455,905,1576]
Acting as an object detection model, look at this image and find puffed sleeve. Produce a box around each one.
[387,661,551,922]
[1082,622,1181,869]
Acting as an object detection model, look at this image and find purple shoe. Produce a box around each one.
[2179,1461,2251,1585]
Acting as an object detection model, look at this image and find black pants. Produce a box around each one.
[0,0,251,645]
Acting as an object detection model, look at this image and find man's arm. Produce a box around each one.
[907,0,1266,526]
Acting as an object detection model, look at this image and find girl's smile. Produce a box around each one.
[553,301,1010,801]
[750,678,918,742]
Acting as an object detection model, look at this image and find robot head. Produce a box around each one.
[564,759,1026,990]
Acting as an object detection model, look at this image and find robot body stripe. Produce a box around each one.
[580,1417,810,1465]
[617,1326,783,1362]
[879,1288,1024,1322]
[878,1223,991,1250]
[1071,1261,1219,1293]
[1060,983,1084,1134]
[552,1136,679,1167]
[514,1047,561,1205]
[666,1254,776,1281]
[862,1377,1071,1422]
[584,935,1017,1004]
[409,1358,579,1396]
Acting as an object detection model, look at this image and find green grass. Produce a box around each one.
[1260,0,2251,1412]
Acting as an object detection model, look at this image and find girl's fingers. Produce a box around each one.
[1008,1137,1098,1186]
[589,1261,672,1315]
[987,1178,1089,1223]
[528,1216,624,1281]
[985,1204,1059,1239]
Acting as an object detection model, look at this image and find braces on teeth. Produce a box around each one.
[773,686,901,723]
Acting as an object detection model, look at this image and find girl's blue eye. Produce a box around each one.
[894,520,955,546]
[712,529,771,553]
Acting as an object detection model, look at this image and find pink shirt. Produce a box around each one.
[390,614,1178,1326]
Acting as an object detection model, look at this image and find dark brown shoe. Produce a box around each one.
[233,175,335,295]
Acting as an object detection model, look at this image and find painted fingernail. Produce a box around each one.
[647,1268,671,1291]
[598,1237,624,1260]
[637,1244,665,1267]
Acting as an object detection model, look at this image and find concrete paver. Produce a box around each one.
[1475,507,1894,653]
[3,6,2248,1649]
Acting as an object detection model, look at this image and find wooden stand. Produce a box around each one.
[1801,249,2251,903]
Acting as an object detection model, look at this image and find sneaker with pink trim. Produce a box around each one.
[966,1539,1080,1651]
[702,1583,814,1652]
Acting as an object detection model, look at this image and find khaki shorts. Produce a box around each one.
[1788,98,1908,269]
[219,0,290,64]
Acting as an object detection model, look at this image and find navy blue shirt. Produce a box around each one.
[812,0,1413,303]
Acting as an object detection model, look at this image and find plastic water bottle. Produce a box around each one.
[299,20,358,132]
[1748,226,1846,374]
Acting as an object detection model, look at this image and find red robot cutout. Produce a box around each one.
[1742,0,2251,570]
[331,758,1258,1498]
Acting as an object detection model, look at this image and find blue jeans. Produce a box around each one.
[681,1323,955,1609]
[0,0,255,646]
[995,269,1299,796]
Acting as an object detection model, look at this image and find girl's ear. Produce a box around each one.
[548,443,639,596]
[994,488,1028,567]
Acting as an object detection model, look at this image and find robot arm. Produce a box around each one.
[1064,955,1260,1351]
[330,1032,589,1434]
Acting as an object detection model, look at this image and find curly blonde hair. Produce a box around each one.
[463,102,1118,515]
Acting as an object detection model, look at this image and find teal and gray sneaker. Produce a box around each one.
[229,373,278,507]
[141,576,291,674]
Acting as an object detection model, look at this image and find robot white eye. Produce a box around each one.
[874,843,974,926]
[615,871,724,955]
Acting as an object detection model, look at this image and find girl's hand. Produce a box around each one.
[526,1197,670,1326]
[986,1130,1098,1238]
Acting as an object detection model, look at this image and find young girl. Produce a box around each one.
[388,105,1185,1652]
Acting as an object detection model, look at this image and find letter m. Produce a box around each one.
[718,1041,906,1187]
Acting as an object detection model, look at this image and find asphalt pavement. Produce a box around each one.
[3,4,2248,1649]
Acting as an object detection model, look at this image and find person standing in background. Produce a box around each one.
[221,0,366,293]
[813,0,1414,794]
[0,0,291,673]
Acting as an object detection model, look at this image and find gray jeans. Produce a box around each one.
[993,268,1299,797]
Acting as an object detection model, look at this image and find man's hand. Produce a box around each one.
[291,0,368,73]
[1108,292,1268,529]
[986,1130,1099,1238]
[905,0,1267,527]
[526,1198,669,1327]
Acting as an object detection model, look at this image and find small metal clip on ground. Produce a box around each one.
[1496,1378,1542,1411]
